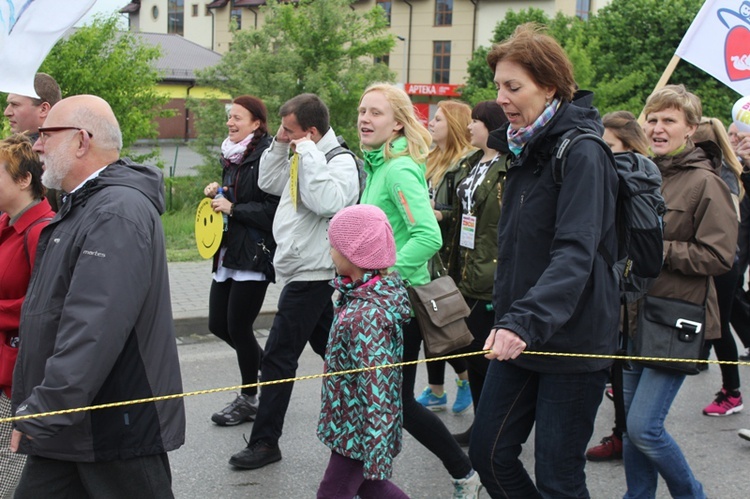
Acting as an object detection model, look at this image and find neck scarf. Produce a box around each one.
[221,133,254,165]
[506,98,561,156]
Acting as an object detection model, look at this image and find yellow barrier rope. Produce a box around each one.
[1,350,749,425]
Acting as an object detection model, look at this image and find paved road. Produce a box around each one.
[170,333,750,498]
[130,142,206,178]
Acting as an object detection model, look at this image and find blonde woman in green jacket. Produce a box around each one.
[357,83,483,498]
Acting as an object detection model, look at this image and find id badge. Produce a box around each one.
[460,214,477,249]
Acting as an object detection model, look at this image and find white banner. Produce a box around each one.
[676,0,750,96]
[0,0,95,97]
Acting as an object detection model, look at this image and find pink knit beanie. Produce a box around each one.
[328,204,397,270]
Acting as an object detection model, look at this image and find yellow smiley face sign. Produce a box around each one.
[195,198,224,259]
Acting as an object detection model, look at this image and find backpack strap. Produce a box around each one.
[24,217,53,266]
[325,144,365,202]
[551,126,618,268]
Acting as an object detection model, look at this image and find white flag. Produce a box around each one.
[0,0,95,97]
[676,0,750,96]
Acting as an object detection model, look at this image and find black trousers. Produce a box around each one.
[14,453,173,499]
[248,280,333,446]
[208,279,269,396]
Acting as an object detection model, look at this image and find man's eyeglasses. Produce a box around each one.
[38,126,93,144]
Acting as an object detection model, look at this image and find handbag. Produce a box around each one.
[407,272,473,358]
[634,293,706,375]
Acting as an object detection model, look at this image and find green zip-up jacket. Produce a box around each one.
[360,137,442,286]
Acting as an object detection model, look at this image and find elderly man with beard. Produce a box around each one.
[10,95,185,498]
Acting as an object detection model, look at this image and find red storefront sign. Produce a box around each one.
[413,103,430,127]
[405,83,463,97]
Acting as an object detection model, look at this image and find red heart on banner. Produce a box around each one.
[726,26,750,81]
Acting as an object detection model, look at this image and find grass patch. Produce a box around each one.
[162,208,203,262]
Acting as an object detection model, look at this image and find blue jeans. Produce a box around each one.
[622,363,705,499]
[470,361,607,498]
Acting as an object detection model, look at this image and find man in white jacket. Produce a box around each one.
[229,93,359,470]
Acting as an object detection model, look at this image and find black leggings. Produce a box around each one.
[708,262,742,391]
[425,358,467,386]
[208,278,269,397]
[402,319,472,479]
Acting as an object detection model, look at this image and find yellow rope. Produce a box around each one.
[1,350,748,425]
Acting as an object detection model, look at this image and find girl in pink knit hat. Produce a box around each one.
[316,204,411,498]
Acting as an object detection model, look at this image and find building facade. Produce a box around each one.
[120,0,610,87]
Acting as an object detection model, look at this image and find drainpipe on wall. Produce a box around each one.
[249,7,258,29]
[209,9,215,51]
[402,0,412,84]
[470,0,478,53]
[185,81,195,142]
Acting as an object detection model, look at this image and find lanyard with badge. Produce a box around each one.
[460,154,497,249]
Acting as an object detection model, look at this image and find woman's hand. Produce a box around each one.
[211,196,232,214]
[484,328,527,361]
[204,182,220,199]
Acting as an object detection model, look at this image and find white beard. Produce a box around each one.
[41,150,73,191]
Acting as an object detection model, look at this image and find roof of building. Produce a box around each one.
[64,28,221,83]
[119,1,140,14]
[134,32,222,82]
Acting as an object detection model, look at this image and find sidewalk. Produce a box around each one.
[168,260,282,337]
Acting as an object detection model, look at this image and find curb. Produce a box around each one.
[173,310,276,337]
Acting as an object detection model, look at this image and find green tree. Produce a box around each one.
[462,0,739,121]
[460,9,583,106]
[39,15,168,154]
[585,0,736,118]
[192,0,395,176]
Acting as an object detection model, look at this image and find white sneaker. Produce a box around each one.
[452,470,482,499]
[739,428,750,441]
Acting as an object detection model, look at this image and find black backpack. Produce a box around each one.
[552,127,666,299]
[325,135,367,202]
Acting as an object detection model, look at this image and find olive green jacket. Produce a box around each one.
[436,150,507,301]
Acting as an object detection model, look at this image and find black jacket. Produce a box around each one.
[213,134,280,280]
[13,160,185,461]
[488,91,619,373]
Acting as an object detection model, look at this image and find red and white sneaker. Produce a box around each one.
[703,388,743,416]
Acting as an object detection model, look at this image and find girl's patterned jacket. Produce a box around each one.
[317,272,411,480]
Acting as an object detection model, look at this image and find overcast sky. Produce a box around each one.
[76,0,130,27]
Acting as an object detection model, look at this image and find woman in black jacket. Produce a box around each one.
[471,24,619,497]
[203,95,279,426]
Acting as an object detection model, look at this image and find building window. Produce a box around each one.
[376,0,391,26]
[375,54,390,66]
[168,0,184,35]
[576,0,591,20]
[192,4,198,17]
[433,41,450,83]
[230,8,242,29]
[435,0,452,26]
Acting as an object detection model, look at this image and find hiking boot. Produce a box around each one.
[452,424,473,447]
[211,393,258,426]
[416,387,447,411]
[739,428,750,441]
[452,379,472,415]
[229,440,281,469]
[585,433,623,461]
[451,470,482,499]
[703,388,743,416]
[740,348,750,361]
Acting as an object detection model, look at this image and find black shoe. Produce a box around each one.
[452,424,472,447]
[229,440,282,469]
[211,393,258,426]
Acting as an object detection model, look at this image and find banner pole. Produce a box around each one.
[638,54,682,125]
